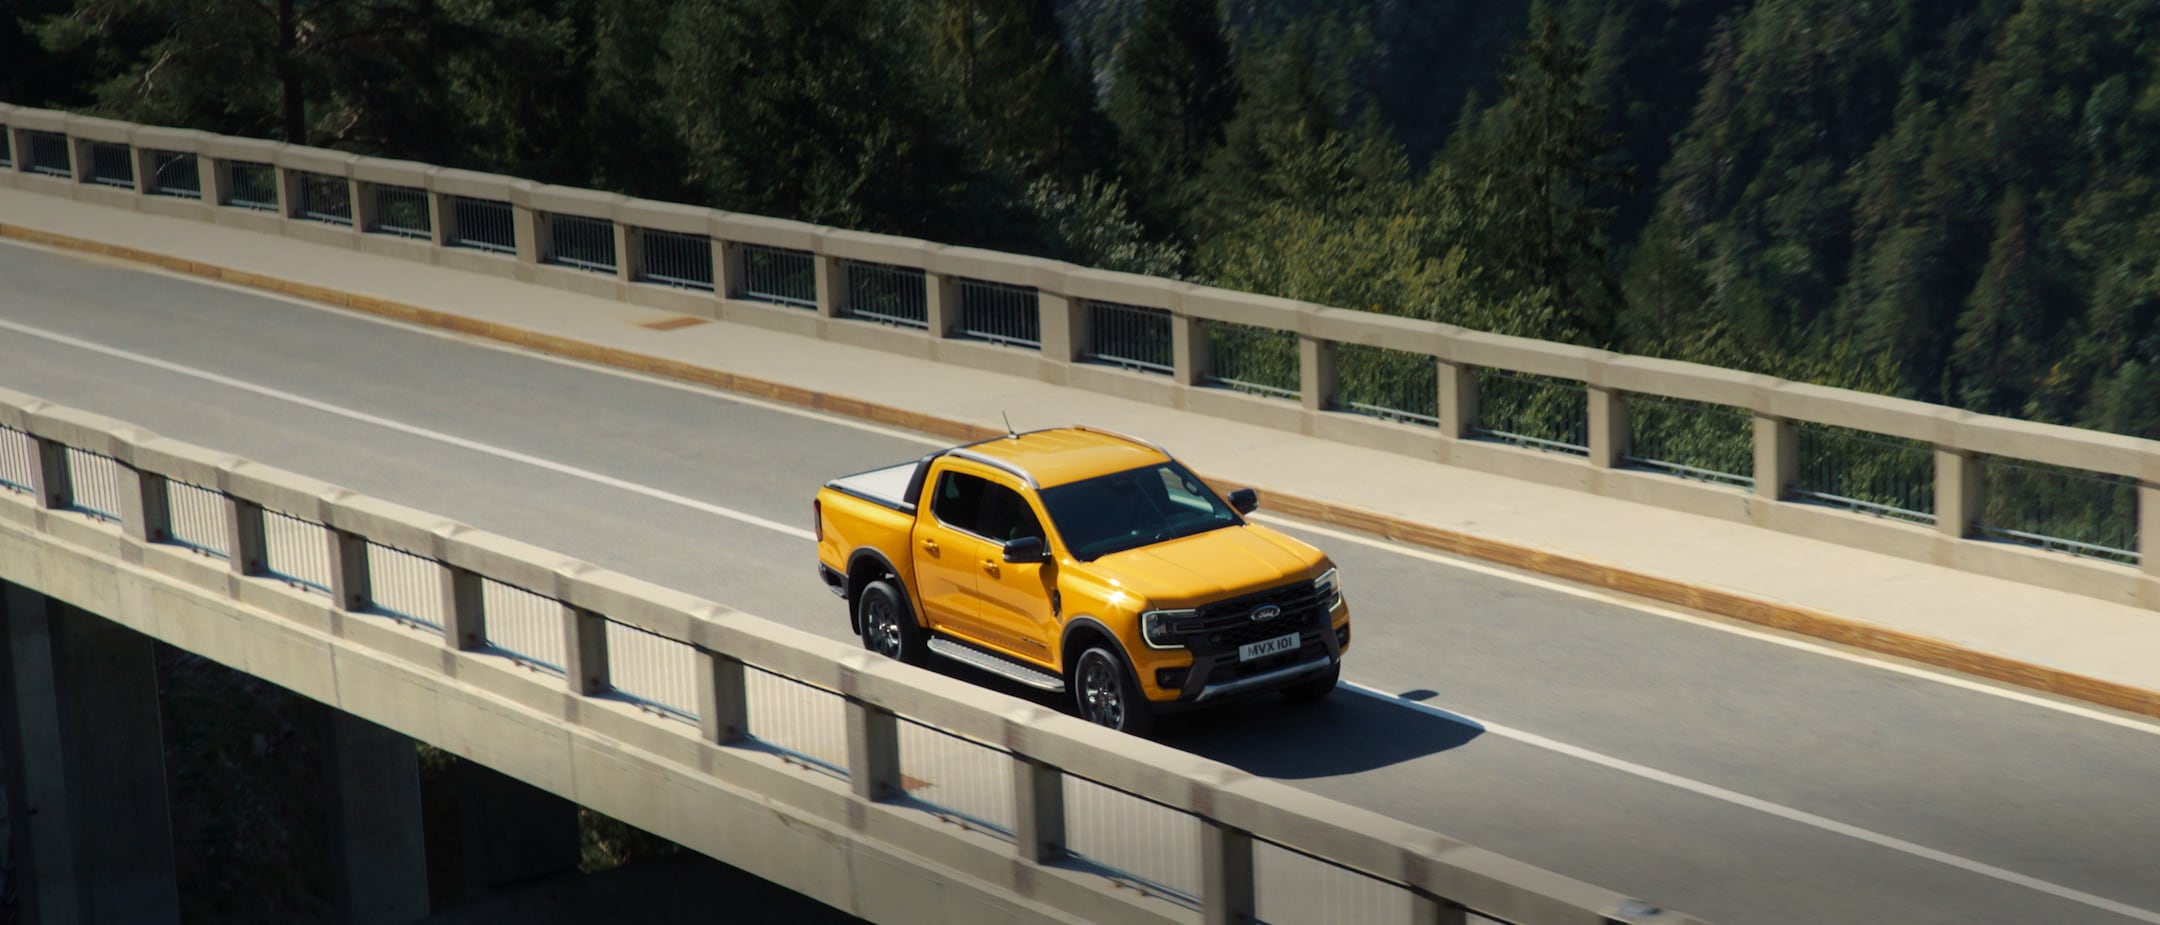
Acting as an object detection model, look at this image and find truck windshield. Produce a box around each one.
[1037,462,1240,561]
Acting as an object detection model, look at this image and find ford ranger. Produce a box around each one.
[814,426,1349,734]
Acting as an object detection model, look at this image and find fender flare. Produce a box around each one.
[844,547,908,634]
[1057,615,1125,674]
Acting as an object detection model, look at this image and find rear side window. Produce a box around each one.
[932,471,987,530]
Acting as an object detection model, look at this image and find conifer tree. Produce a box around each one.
[1104,0,1238,235]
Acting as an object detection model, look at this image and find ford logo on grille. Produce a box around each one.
[1250,604,1282,623]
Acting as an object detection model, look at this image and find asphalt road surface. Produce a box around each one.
[4,241,2158,924]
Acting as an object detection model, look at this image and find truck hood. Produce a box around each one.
[1087,523,1323,605]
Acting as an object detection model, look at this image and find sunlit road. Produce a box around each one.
[5,241,2158,924]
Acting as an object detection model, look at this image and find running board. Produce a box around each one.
[927,638,1065,692]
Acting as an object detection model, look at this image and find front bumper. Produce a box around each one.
[1155,611,1349,704]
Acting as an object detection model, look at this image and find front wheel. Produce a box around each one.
[1281,663,1339,704]
[857,580,924,665]
[1073,646,1153,736]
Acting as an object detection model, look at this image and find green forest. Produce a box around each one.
[8,0,2160,439]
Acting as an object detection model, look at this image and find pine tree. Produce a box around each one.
[1104,0,1238,236]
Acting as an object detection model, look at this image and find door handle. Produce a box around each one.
[920,538,939,555]
[981,559,1000,576]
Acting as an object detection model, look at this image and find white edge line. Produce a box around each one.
[1346,683,2160,924]
[1264,515,2160,738]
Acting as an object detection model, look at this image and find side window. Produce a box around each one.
[978,483,1046,543]
[932,471,987,530]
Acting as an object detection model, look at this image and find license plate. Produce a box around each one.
[1238,632,1301,662]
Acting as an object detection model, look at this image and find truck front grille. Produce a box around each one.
[1185,579,1326,653]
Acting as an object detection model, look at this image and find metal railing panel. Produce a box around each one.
[744,666,849,778]
[449,196,516,254]
[1254,840,1418,925]
[841,259,926,326]
[480,579,566,674]
[895,719,1015,837]
[1472,369,1589,456]
[547,214,616,273]
[297,172,353,225]
[0,426,32,494]
[365,543,443,629]
[1335,344,1439,427]
[604,620,699,721]
[1061,775,1202,905]
[262,511,332,595]
[956,279,1041,349]
[1624,395,1755,488]
[636,229,714,291]
[147,150,202,199]
[1204,321,1300,401]
[739,245,817,309]
[24,130,70,177]
[63,448,122,522]
[1083,300,1173,374]
[85,141,134,189]
[1791,422,1934,524]
[222,161,279,211]
[1976,455,2138,563]
[368,185,431,239]
[164,481,231,558]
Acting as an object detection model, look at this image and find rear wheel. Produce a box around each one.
[1281,664,1340,704]
[1073,646,1153,736]
[857,580,924,665]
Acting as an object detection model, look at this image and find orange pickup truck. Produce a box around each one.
[814,426,1348,734]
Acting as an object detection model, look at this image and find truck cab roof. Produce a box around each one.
[960,427,1171,489]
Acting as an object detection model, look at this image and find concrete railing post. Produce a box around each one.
[511,203,542,266]
[1411,895,1472,925]
[1039,292,1082,364]
[1588,386,1631,469]
[717,240,745,301]
[1934,448,1983,539]
[29,435,71,510]
[1300,336,1338,414]
[119,467,170,544]
[2142,483,2160,581]
[814,253,844,319]
[1172,314,1209,387]
[926,272,960,338]
[1011,756,1065,864]
[441,564,486,651]
[696,649,749,743]
[562,605,610,696]
[1752,415,1797,501]
[1199,820,1256,925]
[200,157,232,208]
[350,180,377,234]
[275,165,303,219]
[130,144,157,198]
[613,222,638,284]
[325,527,372,612]
[225,497,268,576]
[428,191,456,246]
[1438,361,1478,440]
[845,697,903,801]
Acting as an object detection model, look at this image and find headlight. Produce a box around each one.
[1314,568,1344,611]
[1140,608,1197,649]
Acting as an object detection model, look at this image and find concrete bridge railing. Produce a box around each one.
[0,388,1701,925]
[3,102,2156,612]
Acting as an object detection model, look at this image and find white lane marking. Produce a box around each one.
[10,313,2159,916]
[1266,515,2160,738]
[0,317,815,542]
[1349,684,2160,924]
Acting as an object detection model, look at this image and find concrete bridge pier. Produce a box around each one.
[324,710,431,924]
[0,581,180,925]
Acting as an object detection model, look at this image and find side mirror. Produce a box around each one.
[1228,488,1258,514]
[1002,536,1048,563]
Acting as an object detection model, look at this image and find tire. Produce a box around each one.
[1072,646,1154,736]
[1281,664,1340,704]
[857,580,925,665]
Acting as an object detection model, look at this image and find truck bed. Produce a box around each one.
[824,459,923,513]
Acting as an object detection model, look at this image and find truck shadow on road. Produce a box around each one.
[920,661,1483,779]
[1159,687,1485,779]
